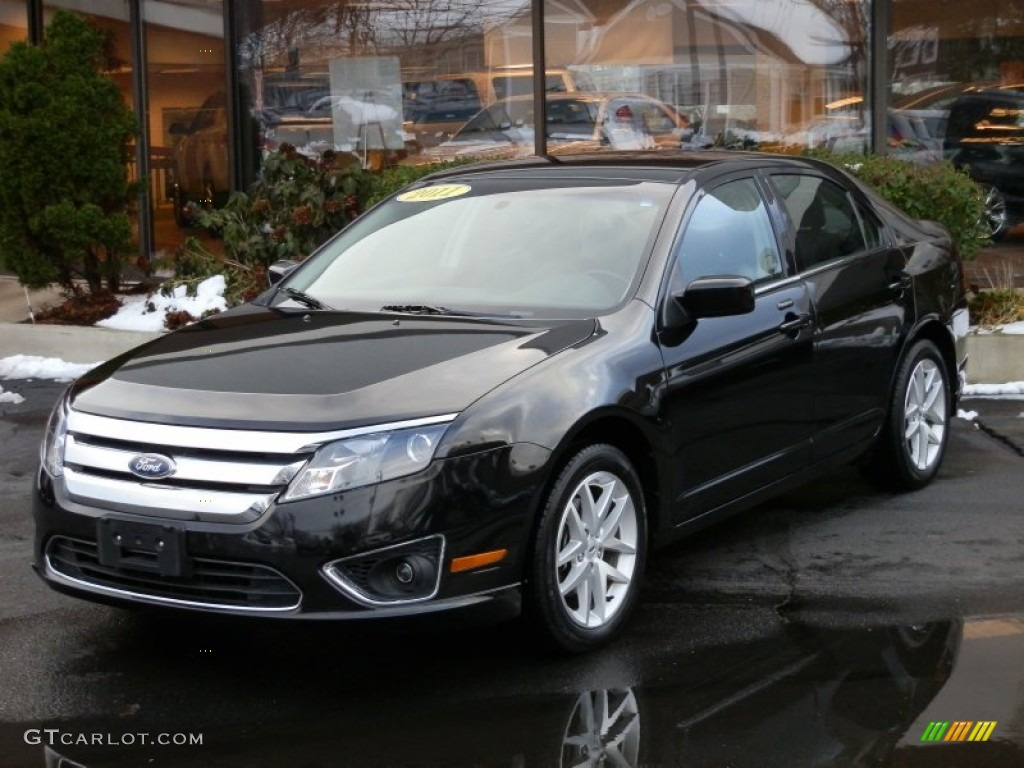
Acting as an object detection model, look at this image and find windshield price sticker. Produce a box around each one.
[396,184,471,202]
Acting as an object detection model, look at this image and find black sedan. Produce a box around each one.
[33,153,968,651]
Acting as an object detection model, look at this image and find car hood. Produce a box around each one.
[69,306,596,431]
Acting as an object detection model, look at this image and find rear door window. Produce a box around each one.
[771,175,867,269]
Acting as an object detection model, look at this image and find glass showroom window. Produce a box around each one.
[541,0,871,156]
[0,0,27,55]
[143,0,225,255]
[890,0,1024,244]
[234,0,534,175]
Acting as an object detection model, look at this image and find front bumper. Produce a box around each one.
[33,444,542,619]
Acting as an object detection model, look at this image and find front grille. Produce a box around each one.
[47,536,302,611]
[61,411,315,522]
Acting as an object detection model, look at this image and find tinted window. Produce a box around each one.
[671,178,783,290]
[772,175,866,269]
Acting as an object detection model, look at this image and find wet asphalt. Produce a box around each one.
[1,382,1024,767]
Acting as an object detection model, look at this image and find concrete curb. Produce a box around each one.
[0,323,161,364]
[965,334,1024,385]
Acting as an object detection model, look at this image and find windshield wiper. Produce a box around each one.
[380,304,528,319]
[380,304,468,316]
[277,286,332,311]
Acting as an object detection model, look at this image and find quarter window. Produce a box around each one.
[772,175,867,269]
[671,178,783,290]
[856,203,884,250]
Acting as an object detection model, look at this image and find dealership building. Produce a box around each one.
[0,1,1021,259]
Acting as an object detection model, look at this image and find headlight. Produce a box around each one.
[281,423,449,502]
[40,395,69,478]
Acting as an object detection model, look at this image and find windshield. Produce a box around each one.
[284,177,674,318]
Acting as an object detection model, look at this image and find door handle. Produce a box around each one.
[888,273,912,293]
[778,313,812,334]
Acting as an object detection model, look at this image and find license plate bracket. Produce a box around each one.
[96,517,189,577]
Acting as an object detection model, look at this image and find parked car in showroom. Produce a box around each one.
[418,92,692,162]
[943,85,1024,240]
[34,153,968,651]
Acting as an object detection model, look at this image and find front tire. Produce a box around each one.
[867,339,951,491]
[525,444,647,652]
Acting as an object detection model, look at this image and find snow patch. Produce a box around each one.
[0,355,99,382]
[97,275,228,332]
[956,409,978,421]
[0,385,25,404]
[963,381,1024,397]
[972,320,1024,335]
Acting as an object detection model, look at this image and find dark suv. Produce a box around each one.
[944,87,1024,240]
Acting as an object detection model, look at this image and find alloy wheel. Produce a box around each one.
[903,358,947,472]
[979,183,1008,240]
[555,470,639,629]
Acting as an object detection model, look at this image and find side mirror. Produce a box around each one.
[671,276,755,323]
[267,259,300,286]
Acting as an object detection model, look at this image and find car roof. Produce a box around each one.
[422,151,844,185]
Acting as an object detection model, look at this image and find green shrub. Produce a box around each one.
[807,151,987,260]
[167,146,371,305]
[195,146,370,267]
[0,11,138,294]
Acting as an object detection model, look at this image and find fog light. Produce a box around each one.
[321,535,445,607]
[395,560,415,584]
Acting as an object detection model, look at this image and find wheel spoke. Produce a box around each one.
[589,565,607,624]
[578,484,598,532]
[603,536,637,555]
[577,574,592,624]
[917,368,933,405]
[558,505,587,567]
[599,559,632,586]
[558,539,584,567]
[560,561,589,596]
[916,422,930,469]
[591,480,617,529]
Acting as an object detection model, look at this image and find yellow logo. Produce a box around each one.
[921,721,997,742]
[396,184,471,202]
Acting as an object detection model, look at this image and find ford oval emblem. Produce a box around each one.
[128,453,177,480]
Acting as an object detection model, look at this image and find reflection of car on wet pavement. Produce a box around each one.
[37,618,963,766]
[34,153,966,653]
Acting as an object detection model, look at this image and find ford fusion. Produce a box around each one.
[34,153,968,651]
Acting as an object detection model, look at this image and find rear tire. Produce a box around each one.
[524,444,647,653]
[866,339,951,491]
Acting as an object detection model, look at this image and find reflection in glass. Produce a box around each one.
[142,0,225,256]
[890,0,1024,243]
[0,0,27,55]
[545,0,869,155]
[234,0,535,175]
